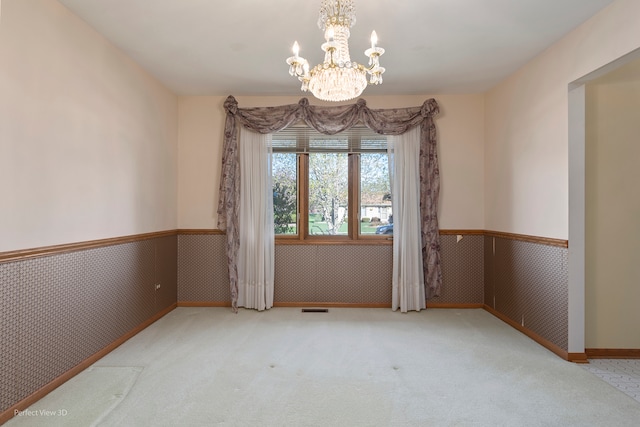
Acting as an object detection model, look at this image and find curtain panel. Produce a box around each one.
[217,95,442,311]
[237,127,274,311]
[389,127,426,312]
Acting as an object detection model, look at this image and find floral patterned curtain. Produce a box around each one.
[218,95,442,311]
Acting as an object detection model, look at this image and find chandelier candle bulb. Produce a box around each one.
[370,30,377,49]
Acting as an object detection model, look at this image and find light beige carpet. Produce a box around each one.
[9,366,141,427]
[7,308,640,426]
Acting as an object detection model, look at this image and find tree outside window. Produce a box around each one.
[272,127,390,241]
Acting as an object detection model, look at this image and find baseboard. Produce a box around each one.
[0,303,177,425]
[567,353,589,363]
[427,303,484,309]
[178,301,390,308]
[483,305,587,363]
[177,301,232,307]
[178,301,484,309]
[274,302,390,308]
[585,348,640,359]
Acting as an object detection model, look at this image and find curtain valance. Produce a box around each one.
[218,95,442,311]
[223,95,439,135]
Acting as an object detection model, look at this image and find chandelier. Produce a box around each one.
[286,0,385,102]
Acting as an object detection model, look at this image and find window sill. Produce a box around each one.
[275,237,392,246]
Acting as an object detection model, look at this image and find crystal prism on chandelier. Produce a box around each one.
[286,0,385,102]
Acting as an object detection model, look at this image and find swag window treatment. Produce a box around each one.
[217,95,442,312]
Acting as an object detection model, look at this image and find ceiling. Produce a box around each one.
[57,0,615,97]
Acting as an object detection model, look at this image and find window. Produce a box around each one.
[360,152,392,235]
[272,152,298,235]
[272,126,392,242]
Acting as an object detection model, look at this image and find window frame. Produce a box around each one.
[274,133,392,245]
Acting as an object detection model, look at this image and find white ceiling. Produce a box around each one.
[57,0,615,96]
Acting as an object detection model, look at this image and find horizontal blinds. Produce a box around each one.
[272,126,387,153]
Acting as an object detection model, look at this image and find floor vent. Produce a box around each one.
[301,308,329,313]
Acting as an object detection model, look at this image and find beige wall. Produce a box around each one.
[177,94,485,230]
[585,59,640,348]
[484,0,640,240]
[0,0,178,252]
